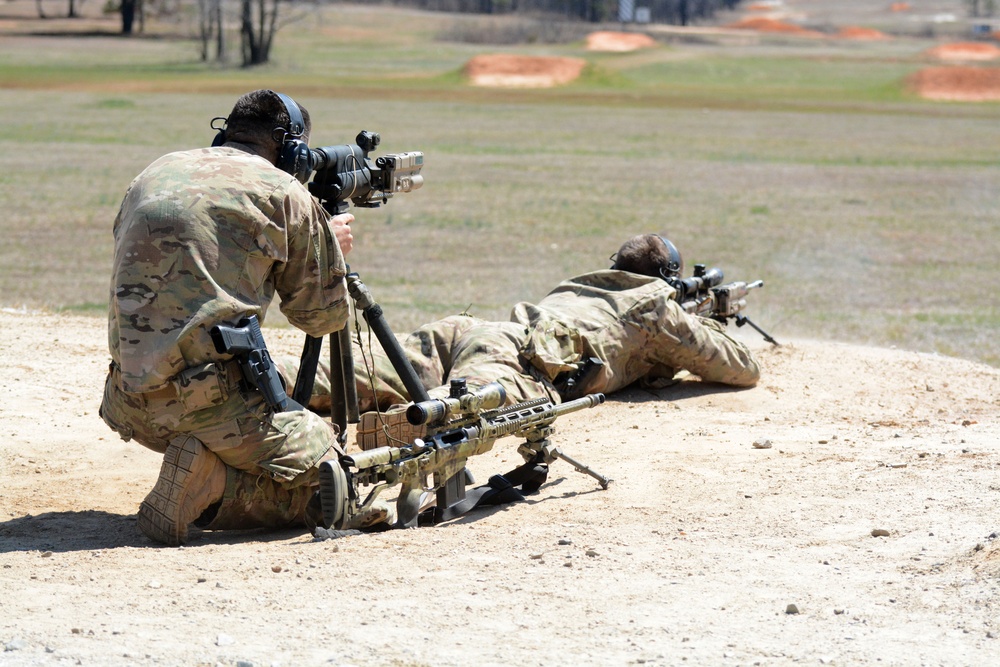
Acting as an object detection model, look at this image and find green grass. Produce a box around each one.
[1,4,999,367]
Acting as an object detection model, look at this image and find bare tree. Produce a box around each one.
[121,0,139,33]
[198,0,226,61]
[240,0,279,66]
[36,0,87,18]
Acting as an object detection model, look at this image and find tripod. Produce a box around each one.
[290,271,431,445]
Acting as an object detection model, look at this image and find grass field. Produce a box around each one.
[1,1,998,366]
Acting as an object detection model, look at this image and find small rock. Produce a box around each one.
[785,604,800,615]
[752,439,772,449]
[197,577,207,583]
[146,580,161,589]
[834,609,845,615]
[216,634,235,647]
[529,553,544,560]
[271,565,282,573]
[558,539,572,546]
[871,529,890,537]
[585,549,599,557]
[40,551,52,558]
[5,638,28,652]
[237,661,255,667]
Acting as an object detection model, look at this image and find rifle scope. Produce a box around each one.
[307,131,423,213]
[672,264,724,302]
[407,381,507,426]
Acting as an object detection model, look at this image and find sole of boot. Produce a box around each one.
[137,438,199,546]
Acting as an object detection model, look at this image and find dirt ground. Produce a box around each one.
[926,42,1000,62]
[2,309,999,666]
[585,31,659,52]
[909,65,1000,100]
[464,54,587,88]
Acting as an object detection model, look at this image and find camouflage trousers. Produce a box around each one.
[277,315,557,413]
[100,361,341,529]
[278,275,760,412]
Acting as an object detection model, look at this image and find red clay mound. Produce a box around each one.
[926,42,1000,61]
[909,66,1000,101]
[837,26,890,40]
[465,55,586,88]
[890,2,911,11]
[586,31,658,52]
[727,17,824,38]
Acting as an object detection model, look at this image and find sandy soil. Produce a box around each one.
[836,26,891,40]
[926,42,1000,62]
[464,54,587,88]
[585,31,659,52]
[2,309,999,666]
[725,17,825,38]
[909,65,1000,101]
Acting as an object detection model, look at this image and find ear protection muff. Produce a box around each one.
[273,92,313,183]
[211,116,228,147]
[657,235,683,280]
[209,92,313,183]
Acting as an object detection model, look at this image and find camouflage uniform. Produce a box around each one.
[99,146,348,535]
[283,269,759,414]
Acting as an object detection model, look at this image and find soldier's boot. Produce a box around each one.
[194,467,315,532]
[137,435,227,547]
[356,406,426,451]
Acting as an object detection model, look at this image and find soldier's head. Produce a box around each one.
[612,234,683,280]
[215,89,311,165]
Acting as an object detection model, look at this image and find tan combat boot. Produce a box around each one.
[137,435,227,546]
[356,406,427,451]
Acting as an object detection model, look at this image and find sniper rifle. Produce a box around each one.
[667,264,779,346]
[316,381,610,530]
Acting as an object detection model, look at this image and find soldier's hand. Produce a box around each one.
[331,213,354,255]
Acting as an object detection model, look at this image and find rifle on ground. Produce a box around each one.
[668,264,779,346]
[316,381,610,530]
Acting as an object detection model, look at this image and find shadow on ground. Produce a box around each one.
[0,511,316,553]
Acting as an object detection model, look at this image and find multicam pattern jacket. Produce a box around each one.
[513,270,760,395]
[108,147,347,393]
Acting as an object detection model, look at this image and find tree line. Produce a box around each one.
[398,0,742,25]
[34,0,741,66]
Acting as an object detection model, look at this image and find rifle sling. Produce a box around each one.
[431,458,550,524]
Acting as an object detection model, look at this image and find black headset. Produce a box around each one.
[211,91,314,183]
[657,235,683,280]
[610,234,683,280]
